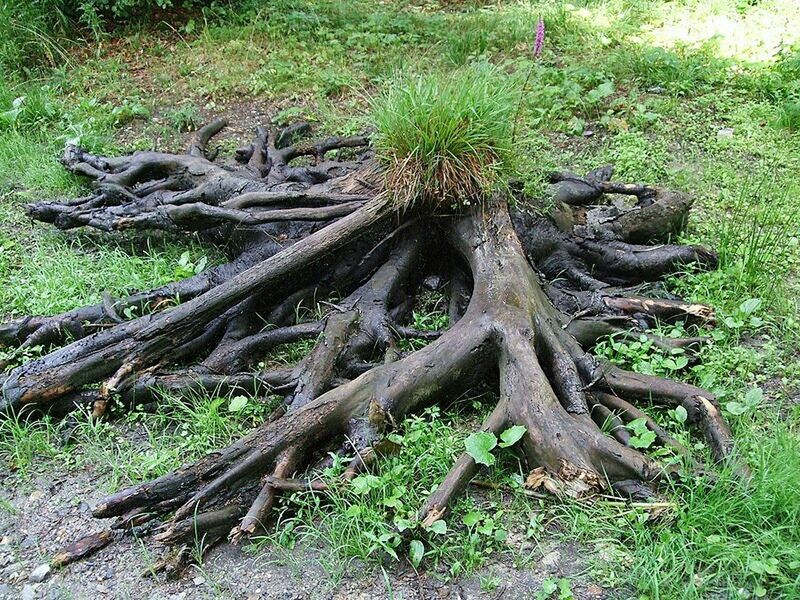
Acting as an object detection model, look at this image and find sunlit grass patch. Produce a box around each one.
[0,232,214,317]
[644,0,800,63]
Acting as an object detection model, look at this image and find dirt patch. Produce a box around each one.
[0,437,610,599]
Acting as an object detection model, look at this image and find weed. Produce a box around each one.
[594,327,692,379]
[398,290,449,351]
[254,404,518,578]
[164,104,202,133]
[777,101,800,130]
[0,411,61,475]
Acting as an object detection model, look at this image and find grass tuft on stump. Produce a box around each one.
[371,63,516,213]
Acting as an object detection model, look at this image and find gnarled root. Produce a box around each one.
[0,122,744,566]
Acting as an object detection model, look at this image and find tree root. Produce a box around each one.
[0,119,745,567]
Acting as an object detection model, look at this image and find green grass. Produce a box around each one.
[1,0,799,597]
[253,403,523,582]
[550,416,800,599]
[371,62,517,211]
[0,385,277,485]
[0,233,211,317]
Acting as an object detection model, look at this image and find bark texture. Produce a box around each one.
[0,119,744,569]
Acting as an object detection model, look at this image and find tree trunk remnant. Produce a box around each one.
[0,119,745,569]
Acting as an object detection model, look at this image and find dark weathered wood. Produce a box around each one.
[52,530,114,567]
[0,121,744,566]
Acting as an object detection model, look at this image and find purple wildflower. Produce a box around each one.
[534,18,545,58]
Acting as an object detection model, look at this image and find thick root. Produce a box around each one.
[0,122,744,566]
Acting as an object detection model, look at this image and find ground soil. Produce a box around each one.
[0,429,609,599]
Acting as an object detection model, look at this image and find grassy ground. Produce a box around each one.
[1,1,800,598]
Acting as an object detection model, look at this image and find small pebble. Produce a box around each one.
[46,588,64,600]
[20,536,38,550]
[717,127,734,138]
[29,563,51,583]
[193,575,206,585]
[586,584,605,597]
[540,549,561,570]
[22,585,37,600]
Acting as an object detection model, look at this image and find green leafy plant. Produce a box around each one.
[625,418,656,449]
[164,104,202,133]
[408,539,424,567]
[536,577,574,600]
[725,387,763,417]
[464,425,527,466]
[174,251,208,279]
[723,298,765,330]
[594,330,692,378]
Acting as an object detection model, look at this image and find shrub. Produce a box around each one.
[0,0,210,72]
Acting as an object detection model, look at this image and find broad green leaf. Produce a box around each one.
[749,560,766,574]
[626,417,649,436]
[542,578,558,594]
[764,558,780,575]
[629,430,656,449]
[465,431,497,466]
[739,298,762,315]
[724,316,743,329]
[499,425,527,448]
[345,505,362,517]
[674,405,688,424]
[409,539,424,567]
[351,474,380,494]
[745,387,763,407]
[462,511,482,527]
[194,256,208,274]
[228,395,248,412]
[726,401,748,416]
[427,519,447,535]
[395,517,414,532]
